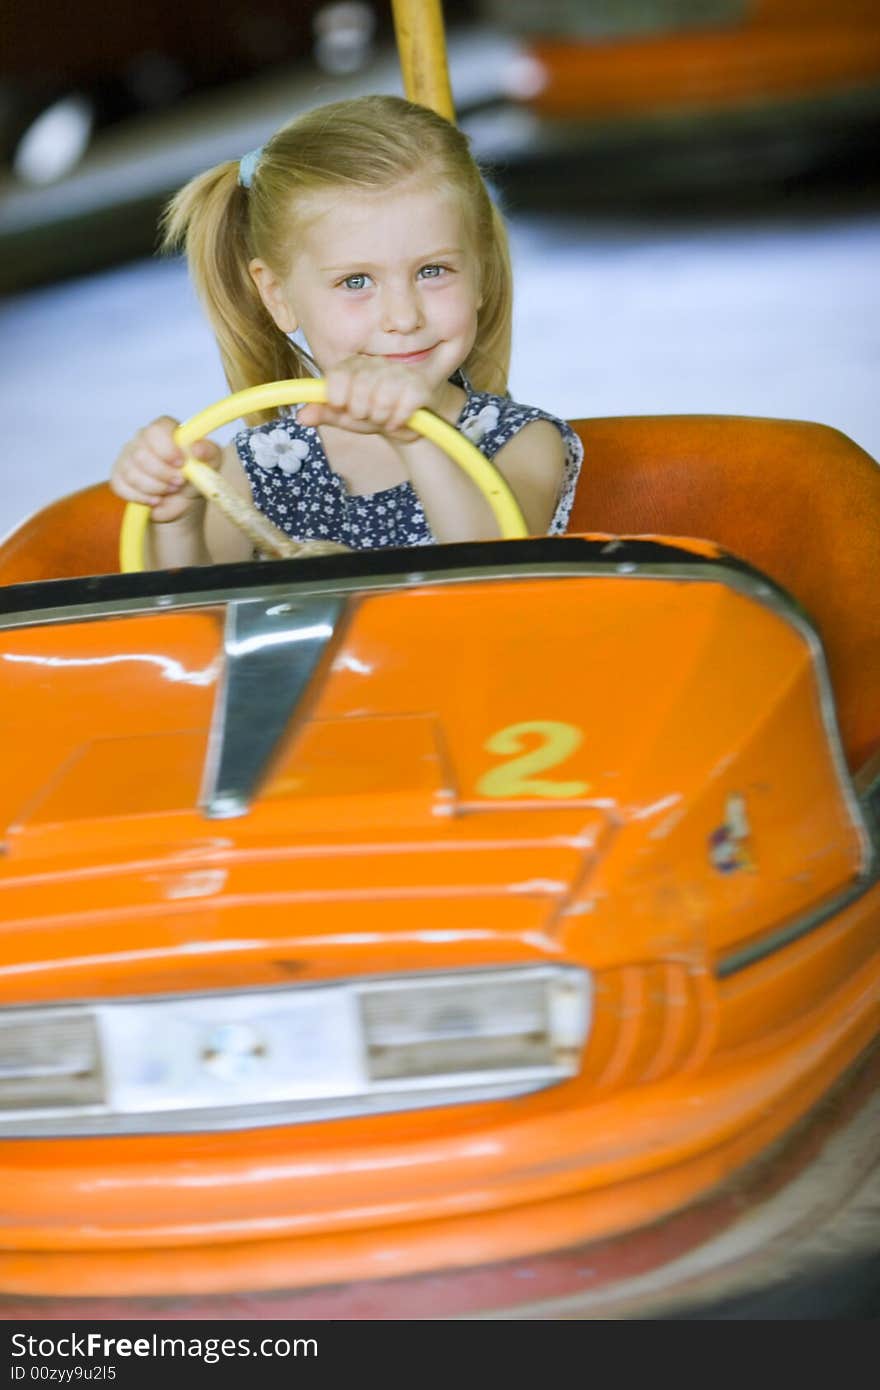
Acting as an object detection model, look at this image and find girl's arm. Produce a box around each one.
[394,419,567,541]
[297,358,568,541]
[149,444,254,568]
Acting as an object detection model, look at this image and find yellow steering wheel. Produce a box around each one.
[119,378,529,572]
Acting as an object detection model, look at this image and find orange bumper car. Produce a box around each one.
[0,393,877,1318]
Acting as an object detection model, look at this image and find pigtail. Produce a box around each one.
[465,200,512,396]
[160,164,311,425]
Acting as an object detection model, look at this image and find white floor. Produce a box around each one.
[2,202,879,541]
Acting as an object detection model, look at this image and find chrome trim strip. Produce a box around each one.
[0,558,781,633]
[716,870,880,978]
[201,595,347,818]
[768,610,874,877]
[863,774,880,838]
[0,1077,557,1138]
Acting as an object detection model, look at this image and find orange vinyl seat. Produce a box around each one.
[566,415,880,772]
[0,414,877,769]
[0,481,124,589]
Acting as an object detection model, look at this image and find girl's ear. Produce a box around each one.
[248,259,298,334]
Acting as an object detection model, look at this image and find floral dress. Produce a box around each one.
[234,386,583,550]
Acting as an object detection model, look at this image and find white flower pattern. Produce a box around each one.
[250,429,310,475]
[235,390,583,551]
[460,402,500,444]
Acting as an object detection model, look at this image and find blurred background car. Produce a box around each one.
[472,0,880,203]
[3,2,502,181]
[3,1,342,184]
[0,1,483,292]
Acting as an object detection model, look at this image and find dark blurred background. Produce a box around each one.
[1,0,478,289]
[4,0,880,290]
[1,0,879,536]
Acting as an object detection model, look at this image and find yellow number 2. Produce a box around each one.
[476,721,590,799]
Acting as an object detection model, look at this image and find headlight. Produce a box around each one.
[0,1009,103,1110]
[362,971,588,1081]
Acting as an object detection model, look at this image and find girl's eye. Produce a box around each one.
[418,264,446,280]
[341,273,372,291]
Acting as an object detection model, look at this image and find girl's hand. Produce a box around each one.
[296,357,437,441]
[109,417,222,524]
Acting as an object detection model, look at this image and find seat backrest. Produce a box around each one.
[566,415,880,772]
[0,482,123,587]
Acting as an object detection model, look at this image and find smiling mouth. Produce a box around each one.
[379,345,437,362]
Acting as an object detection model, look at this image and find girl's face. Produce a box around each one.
[250,179,482,398]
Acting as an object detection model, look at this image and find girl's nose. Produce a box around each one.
[381,282,423,333]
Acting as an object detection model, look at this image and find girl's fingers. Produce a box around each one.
[130,449,183,488]
[110,417,211,518]
[298,400,382,433]
[299,360,432,435]
[385,388,423,434]
[111,457,158,500]
[347,366,378,421]
[113,469,198,513]
[125,459,187,498]
[111,476,164,506]
[386,421,420,443]
[139,418,221,468]
[190,438,222,465]
[296,403,337,428]
[142,418,184,463]
[325,367,352,411]
[386,393,422,433]
[370,376,405,426]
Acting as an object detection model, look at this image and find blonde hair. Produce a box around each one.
[161,95,513,424]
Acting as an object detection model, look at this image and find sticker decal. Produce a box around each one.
[709,793,755,873]
[476,721,591,799]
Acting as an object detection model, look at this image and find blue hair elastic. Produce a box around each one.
[238,146,263,189]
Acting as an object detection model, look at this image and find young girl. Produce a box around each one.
[110,95,583,565]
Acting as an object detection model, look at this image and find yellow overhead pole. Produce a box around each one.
[391,0,456,122]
